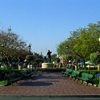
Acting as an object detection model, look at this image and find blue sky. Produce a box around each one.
[0,0,100,56]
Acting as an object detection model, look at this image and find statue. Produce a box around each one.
[47,50,52,62]
[42,50,53,68]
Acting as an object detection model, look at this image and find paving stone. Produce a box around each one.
[0,72,100,96]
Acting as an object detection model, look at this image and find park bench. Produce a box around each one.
[20,70,27,79]
[5,72,21,86]
[62,68,72,77]
[77,72,94,86]
[26,69,36,76]
[68,70,80,81]
[20,69,36,79]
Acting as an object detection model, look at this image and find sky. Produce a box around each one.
[0,0,100,56]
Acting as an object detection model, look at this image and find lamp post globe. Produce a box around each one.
[66,45,68,49]
[99,38,100,42]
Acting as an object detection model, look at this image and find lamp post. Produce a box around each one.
[66,45,73,67]
[28,44,31,55]
[18,58,21,70]
[66,45,68,49]
[28,44,31,68]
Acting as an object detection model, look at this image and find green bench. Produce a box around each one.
[68,70,80,81]
[20,69,36,79]
[26,69,36,77]
[77,73,94,86]
[5,72,21,86]
[62,68,72,77]
[20,70,27,79]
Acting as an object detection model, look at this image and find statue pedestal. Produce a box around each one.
[42,63,53,68]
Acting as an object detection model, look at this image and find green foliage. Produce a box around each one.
[35,58,42,63]
[26,55,34,64]
[78,70,100,75]
[85,55,90,61]
[51,54,57,62]
[90,53,100,63]
[51,54,57,59]
[92,78,99,85]
[63,55,73,63]
[0,80,8,85]
[0,31,28,66]
[33,58,43,67]
[56,21,100,65]
[54,58,60,63]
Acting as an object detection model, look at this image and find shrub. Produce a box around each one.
[78,70,100,75]
[92,78,99,85]
[90,53,100,64]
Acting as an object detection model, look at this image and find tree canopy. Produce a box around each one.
[56,21,100,65]
[90,52,100,64]
[0,30,28,66]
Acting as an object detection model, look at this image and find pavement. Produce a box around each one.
[0,72,100,99]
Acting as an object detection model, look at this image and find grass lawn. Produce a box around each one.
[0,80,8,85]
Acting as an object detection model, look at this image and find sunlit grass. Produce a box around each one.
[0,80,7,85]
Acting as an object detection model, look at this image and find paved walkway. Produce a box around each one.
[0,72,100,97]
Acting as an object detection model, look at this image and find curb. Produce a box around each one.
[0,94,100,98]
[83,81,98,87]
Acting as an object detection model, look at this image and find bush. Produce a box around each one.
[90,53,100,63]
[77,70,100,85]
[36,68,66,72]
[78,70,100,75]
[0,80,8,85]
[92,78,99,85]
[0,69,22,80]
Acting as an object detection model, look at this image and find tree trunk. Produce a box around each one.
[5,56,10,67]
[3,53,10,67]
[83,58,86,68]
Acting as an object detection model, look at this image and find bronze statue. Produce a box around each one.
[47,50,52,62]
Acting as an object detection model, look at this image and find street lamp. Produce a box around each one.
[66,45,68,49]
[66,45,73,64]
[28,44,31,55]
[66,45,78,70]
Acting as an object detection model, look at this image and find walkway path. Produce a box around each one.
[0,72,100,97]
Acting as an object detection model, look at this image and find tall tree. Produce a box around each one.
[0,31,28,67]
[57,21,100,67]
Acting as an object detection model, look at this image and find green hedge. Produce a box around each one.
[77,70,100,75]
[0,80,8,85]
[36,68,66,72]
[0,69,22,80]
[77,70,100,85]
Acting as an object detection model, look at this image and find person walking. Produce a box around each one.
[53,61,56,67]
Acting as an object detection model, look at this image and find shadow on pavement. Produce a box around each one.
[32,73,64,80]
[20,81,53,86]
[19,72,62,86]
